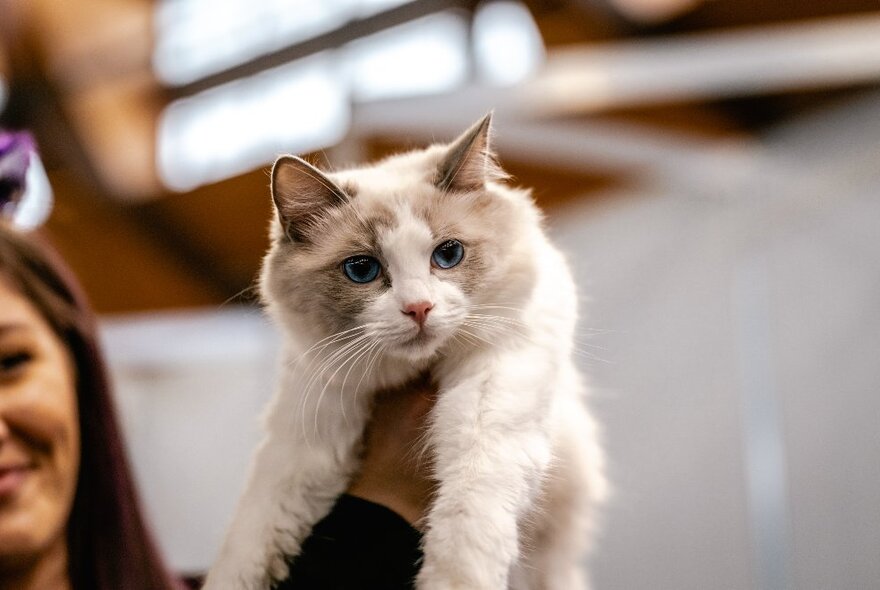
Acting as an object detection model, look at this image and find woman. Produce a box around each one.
[0,221,183,590]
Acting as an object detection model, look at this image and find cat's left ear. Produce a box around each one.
[271,155,348,242]
[436,112,504,192]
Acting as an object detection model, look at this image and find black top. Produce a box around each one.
[277,494,423,589]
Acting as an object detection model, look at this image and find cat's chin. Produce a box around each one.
[386,332,445,363]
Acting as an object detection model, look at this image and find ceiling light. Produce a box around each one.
[157,53,348,192]
[473,1,545,86]
[153,0,409,86]
[343,11,470,102]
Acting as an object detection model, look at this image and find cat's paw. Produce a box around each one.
[416,577,494,590]
[415,562,501,590]
[202,552,274,590]
[267,551,291,584]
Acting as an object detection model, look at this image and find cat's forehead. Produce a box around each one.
[348,193,438,249]
[329,146,444,196]
[312,145,515,256]
[346,186,462,248]
[323,150,451,234]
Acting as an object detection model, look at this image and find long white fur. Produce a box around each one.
[203,124,607,590]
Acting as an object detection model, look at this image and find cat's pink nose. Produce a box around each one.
[402,301,433,326]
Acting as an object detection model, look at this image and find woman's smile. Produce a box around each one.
[0,463,34,500]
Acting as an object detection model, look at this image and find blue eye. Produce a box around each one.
[342,256,381,283]
[432,239,464,269]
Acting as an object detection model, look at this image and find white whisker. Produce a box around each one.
[312,337,374,438]
[354,341,385,411]
[338,337,380,424]
[299,334,371,441]
[457,327,496,348]
[293,324,369,369]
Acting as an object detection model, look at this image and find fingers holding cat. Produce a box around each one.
[347,372,438,528]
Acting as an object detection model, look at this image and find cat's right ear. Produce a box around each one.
[436,112,504,192]
[271,155,348,242]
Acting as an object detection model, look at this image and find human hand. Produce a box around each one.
[347,373,436,529]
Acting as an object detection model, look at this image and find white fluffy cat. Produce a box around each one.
[204,114,607,590]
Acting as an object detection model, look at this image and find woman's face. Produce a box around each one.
[0,279,80,563]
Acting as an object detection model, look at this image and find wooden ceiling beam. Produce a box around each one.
[26,0,153,92]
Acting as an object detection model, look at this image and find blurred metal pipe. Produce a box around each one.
[733,255,794,590]
[528,12,880,114]
[355,13,880,124]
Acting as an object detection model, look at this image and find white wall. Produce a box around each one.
[100,308,278,575]
[548,90,880,590]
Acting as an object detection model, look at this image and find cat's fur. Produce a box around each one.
[204,114,607,590]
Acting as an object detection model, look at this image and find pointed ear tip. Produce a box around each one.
[271,155,299,193]
[273,154,316,182]
[273,154,304,168]
[272,155,291,173]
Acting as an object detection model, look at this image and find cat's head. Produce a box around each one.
[261,114,540,363]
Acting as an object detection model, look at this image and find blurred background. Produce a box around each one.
[2,0,879,588]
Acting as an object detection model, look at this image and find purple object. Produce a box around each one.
[0,130,36,216]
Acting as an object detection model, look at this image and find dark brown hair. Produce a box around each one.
[0,222,183,590]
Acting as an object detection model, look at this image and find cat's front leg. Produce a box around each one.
[203,384,369,589]
[202,435,356,589]
[417,357,554,590]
